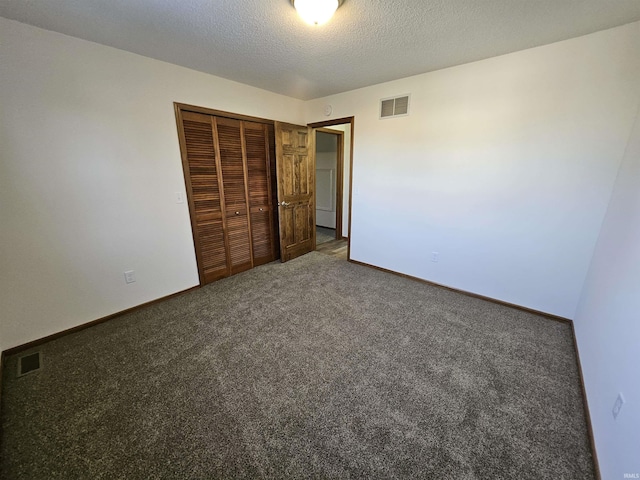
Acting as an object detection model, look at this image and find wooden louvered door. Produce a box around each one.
[215,117,253,275]
[244,121,277,266]
[176,104,278,285]
[275,122,316,262]
[178,111,229,284]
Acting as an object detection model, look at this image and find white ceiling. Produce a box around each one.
[2,0,640,100]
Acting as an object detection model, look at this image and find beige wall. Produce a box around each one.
[306,22,640,319]
[574,102,640,479]
[0,18,305,351]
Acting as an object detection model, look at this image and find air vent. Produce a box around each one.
[380,95,410,119]
[17,351,42,377]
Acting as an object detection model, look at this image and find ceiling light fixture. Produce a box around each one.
[291,0,344,26]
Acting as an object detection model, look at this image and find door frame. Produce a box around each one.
[307,116,354,261]
[314,128,344,239]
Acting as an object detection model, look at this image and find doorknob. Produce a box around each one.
[279,201,291,207]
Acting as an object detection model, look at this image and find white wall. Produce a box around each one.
[574,103,640,479]
[0,18,305,351]
[306,23,640,319]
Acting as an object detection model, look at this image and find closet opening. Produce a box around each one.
[314,128,343,245]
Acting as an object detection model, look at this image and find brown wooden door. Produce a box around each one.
[215,117,253,275]
[244,121,277,266]
[275,122,315,262]
[178,111,229,283]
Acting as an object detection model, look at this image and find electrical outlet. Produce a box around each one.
[175,191,184,204]
[124,270,136,284]
[431,252,440,263]
[612,393,625,419]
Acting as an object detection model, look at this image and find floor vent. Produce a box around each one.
[17,352,42,377]
[380,94,410,119]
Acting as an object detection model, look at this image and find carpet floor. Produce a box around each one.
[0,252,594,479]
[316,227,336,245]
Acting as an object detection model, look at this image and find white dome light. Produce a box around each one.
[292,0,342,26]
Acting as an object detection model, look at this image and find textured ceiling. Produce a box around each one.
[2,0,640,100]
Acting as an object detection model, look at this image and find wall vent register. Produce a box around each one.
[17,352,42,377]
[380,95,410,119]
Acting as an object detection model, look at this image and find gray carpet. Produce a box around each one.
[316,226,336,245]
[1,252,594,479]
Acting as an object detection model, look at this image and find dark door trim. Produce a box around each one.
[308,117,355,261]
[175,103,275,125]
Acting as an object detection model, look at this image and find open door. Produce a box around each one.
[275,122,315,262]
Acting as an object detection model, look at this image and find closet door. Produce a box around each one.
[214,117,253,275]
[244,121,276,266]
[176,103,279,285]
[179,112,229,284]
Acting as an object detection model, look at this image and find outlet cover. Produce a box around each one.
[124,270,136,284]
[431,252,440,263]
[612,393,625,419]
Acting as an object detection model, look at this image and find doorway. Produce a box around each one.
[309,117,354,261]
[315,128,343,246]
